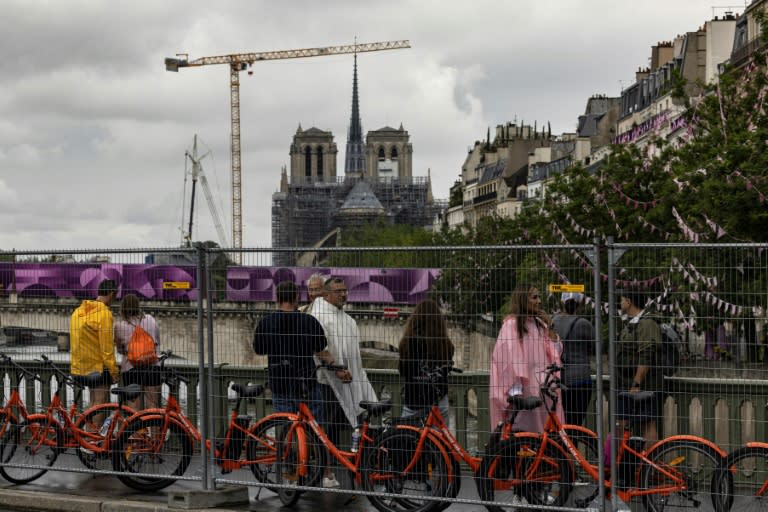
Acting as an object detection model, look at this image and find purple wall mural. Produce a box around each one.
[227,267,440,304]
[0,264,440,305]
[0,263,198,301]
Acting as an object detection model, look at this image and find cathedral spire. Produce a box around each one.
[344,51,366,176]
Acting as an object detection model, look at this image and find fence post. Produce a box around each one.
[606,237,629,511]
[194,243,210,491]
[587,237,607,509]
[205,247,218,489]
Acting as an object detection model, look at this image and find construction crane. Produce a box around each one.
[165,40,411,262]
[183,134,228,249]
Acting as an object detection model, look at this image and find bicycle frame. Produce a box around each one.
[118,372,299,475]
[218,409,297,473]
[415,405,482,470]
[283,400,372,483]
[0,356,38,437]
[42,378,132,454]
[518,367,728,503]
[0,380,33,435]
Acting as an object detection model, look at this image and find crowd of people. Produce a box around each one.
[68,276,685,486]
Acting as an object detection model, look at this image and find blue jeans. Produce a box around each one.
[402,394,450,421]
[272,386,324,424]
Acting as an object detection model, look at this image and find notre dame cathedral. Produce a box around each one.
[271,55,441,266]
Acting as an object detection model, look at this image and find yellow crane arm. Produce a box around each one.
[166,40,410,70]
[165,39,410,259]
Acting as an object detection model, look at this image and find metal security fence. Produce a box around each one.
[0,242,766,511]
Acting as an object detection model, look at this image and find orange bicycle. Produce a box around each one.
[386,363,597,511]
[478,364,728,512]
[112,351,300,492]
[0,353,39,437]
[712,442,765,512]
[0,354,137,484]
[272,363,449,512]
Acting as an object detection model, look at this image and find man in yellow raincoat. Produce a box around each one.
[70,279,119,421]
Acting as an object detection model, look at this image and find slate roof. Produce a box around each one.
[577,113,605,137]
[340,180,385,211]
[478,159,507,185]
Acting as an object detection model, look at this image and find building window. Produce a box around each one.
[317,147,323,178]
[390,146,398,159]
[305,147,312,178]
[378,147,385,160]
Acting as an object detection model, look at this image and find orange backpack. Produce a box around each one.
[127,318,158,367]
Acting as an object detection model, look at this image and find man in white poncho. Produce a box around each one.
[310,277,377,450]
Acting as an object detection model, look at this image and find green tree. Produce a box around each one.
[326,221,440,268]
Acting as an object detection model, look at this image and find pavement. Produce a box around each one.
[0,471,399,512]
[0,449,492,512]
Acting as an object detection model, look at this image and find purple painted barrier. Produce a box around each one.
[226,267,441,305]
[0,264,441,305]
[0,263,197,301]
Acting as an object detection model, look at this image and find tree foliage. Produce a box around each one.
[333,48,768,321]
[325,221,440,268]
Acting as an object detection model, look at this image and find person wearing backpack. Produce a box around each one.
[114,294,161,411]
[553,292,595,427]
[617,289,663,450]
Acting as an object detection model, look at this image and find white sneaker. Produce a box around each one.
[322,474,340,488]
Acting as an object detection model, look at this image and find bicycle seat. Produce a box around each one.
[389,416,425,427]
[111,384,142,401]
[359,400,392,416]
[231,383,264,398]
[618,391,655,403]
[71,372,105,388]
[507,395,543,411]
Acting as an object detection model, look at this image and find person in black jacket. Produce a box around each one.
[552,292,595,427]
[398,299,455,419]
[253,281,334,418]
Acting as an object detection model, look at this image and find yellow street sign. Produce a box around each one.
[549,284,585,293]
[163,281,191,290]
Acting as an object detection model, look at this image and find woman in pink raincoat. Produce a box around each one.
[490,284,564,431]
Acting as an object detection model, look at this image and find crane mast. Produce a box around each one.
[185,135,228,249]
[165,40,411,261]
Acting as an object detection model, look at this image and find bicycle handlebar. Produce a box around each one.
[414,362,462,383]
[37,353,77,387]
[538,364,567,408]
[0,352,39,380]
[156,350,190,386]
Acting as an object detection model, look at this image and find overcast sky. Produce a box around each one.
[0,0,743,254]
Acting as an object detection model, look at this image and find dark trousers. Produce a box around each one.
[319,383,347,447]
[562,383,593,427]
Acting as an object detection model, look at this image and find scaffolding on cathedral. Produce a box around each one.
[271,175,442,267]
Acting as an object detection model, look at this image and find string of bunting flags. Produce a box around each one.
[540,246,762,319]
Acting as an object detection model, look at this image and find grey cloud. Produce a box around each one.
[0,0,723,250]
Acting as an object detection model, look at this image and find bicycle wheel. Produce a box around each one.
[713,445,768,512]
[275,423,326,507]
[641,438,721,512]
[113,417,194,492]
[0,417,62,484]
[246,416,292,490]
[74,403,134,470]
[362,429,451,512]
[559,427,600,508]
[476,435,572,512]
